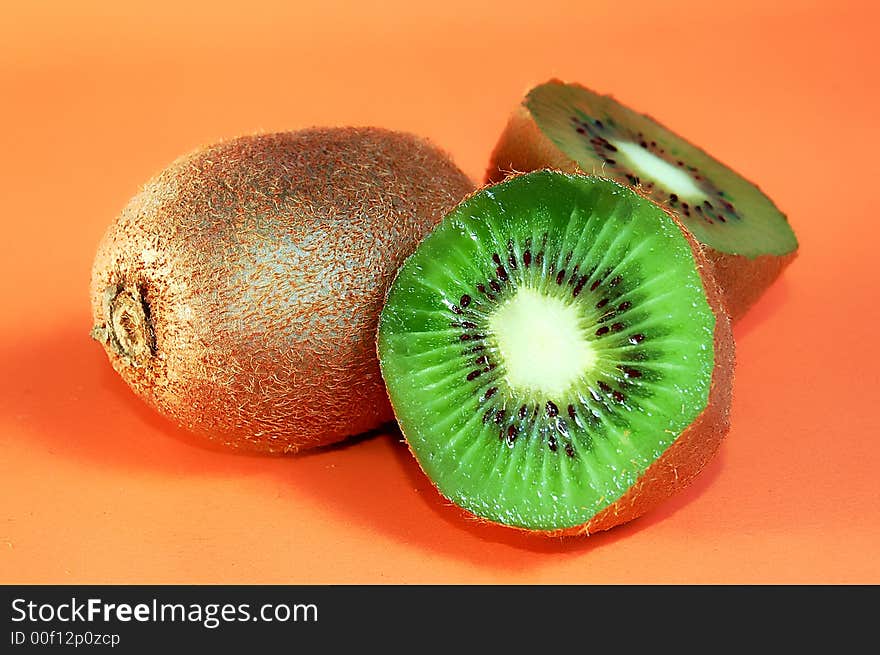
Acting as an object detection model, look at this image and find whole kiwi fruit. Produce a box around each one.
[90,127,475,453]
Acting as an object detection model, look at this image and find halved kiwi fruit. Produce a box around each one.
[377,170,734,535]
[487,80,798,321]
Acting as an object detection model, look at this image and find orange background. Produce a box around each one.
[1,0,878,584]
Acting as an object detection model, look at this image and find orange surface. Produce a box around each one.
[1,0,878,584]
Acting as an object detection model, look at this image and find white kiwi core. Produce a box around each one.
[614,140,706,203]
[487,286,597,397]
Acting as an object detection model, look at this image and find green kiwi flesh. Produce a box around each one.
[377,171,727,532]
[501,81,798,259]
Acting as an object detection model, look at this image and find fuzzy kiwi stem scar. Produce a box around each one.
[92,284,156,365]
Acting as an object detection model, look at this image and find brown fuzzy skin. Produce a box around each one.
[90,128,475,454]
[487,102,795,322]
[486,104,583,184]
[706,249,797,322]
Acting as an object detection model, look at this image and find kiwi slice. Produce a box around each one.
[377,171,734,535]
[487,80,798,321]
